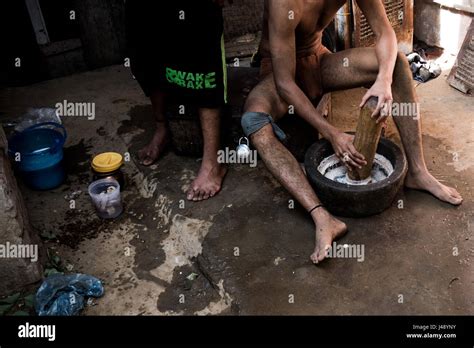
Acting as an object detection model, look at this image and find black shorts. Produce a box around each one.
[125,1,227,108]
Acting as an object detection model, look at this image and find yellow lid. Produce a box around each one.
[92,152,123,173]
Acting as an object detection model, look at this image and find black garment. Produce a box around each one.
[125,0,227,108]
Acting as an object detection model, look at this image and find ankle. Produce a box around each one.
[201,157,221,170]
[311,206,330,224]
[408,162,428,175]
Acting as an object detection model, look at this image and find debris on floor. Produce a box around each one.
[35,274,104,316]
[407,51,442,83]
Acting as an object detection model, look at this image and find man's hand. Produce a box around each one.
[356,0,397,125]
[328,131,367,171]
[360,77,393,124]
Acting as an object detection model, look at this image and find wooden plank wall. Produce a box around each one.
[74,0,126,69]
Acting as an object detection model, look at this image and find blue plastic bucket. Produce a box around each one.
[8,122,67,190]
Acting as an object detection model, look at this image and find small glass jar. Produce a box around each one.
[91,152,125,189]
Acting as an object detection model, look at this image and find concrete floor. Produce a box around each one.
[0,63,472,315]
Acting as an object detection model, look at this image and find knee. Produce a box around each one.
[241,111,271,137]
[395,51,411,74]
[241,112,275,144]
[243,93,272,115]
[393,51,414,89]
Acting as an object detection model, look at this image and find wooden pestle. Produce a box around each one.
[348,96,383,182]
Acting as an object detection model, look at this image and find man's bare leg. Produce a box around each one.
[321,48,462,205]
[187,107,227,201]
[245,77,347,263]
[391,54,462,205]
[138,90,171,166]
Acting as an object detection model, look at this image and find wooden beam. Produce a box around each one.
[24,0,50,45]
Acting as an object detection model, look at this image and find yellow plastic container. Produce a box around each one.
[91,152,125,188]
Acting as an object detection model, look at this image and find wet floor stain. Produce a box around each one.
[117,105,153,136]
[63,139,93,184]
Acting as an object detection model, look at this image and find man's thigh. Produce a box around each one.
[320,47,379,92]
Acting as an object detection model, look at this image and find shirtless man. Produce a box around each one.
[241,0,463,264]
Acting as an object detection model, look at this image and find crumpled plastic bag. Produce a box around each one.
[15,108,61,132]
[407,52,442,83]
[35,274,104,316]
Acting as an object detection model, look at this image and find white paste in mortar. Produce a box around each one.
[317,154,394,186]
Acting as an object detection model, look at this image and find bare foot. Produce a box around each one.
[310,209,348,264]
[405,170,463,206]
[186,162,227,201]
[138,124,170,166]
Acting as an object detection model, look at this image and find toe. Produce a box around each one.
[451,196,463,205]
[200,189,208,201]
[140,150,154,165]
[451,189,462,200]
[142,158,153,166]
[195,191,202,201]
[310,251,319,264]
[447,186,457,195]
[138,151,147,164]
[318,245,331,262]
[193,190,204,202]
[187,188,196,201]
[445,188,463,205]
